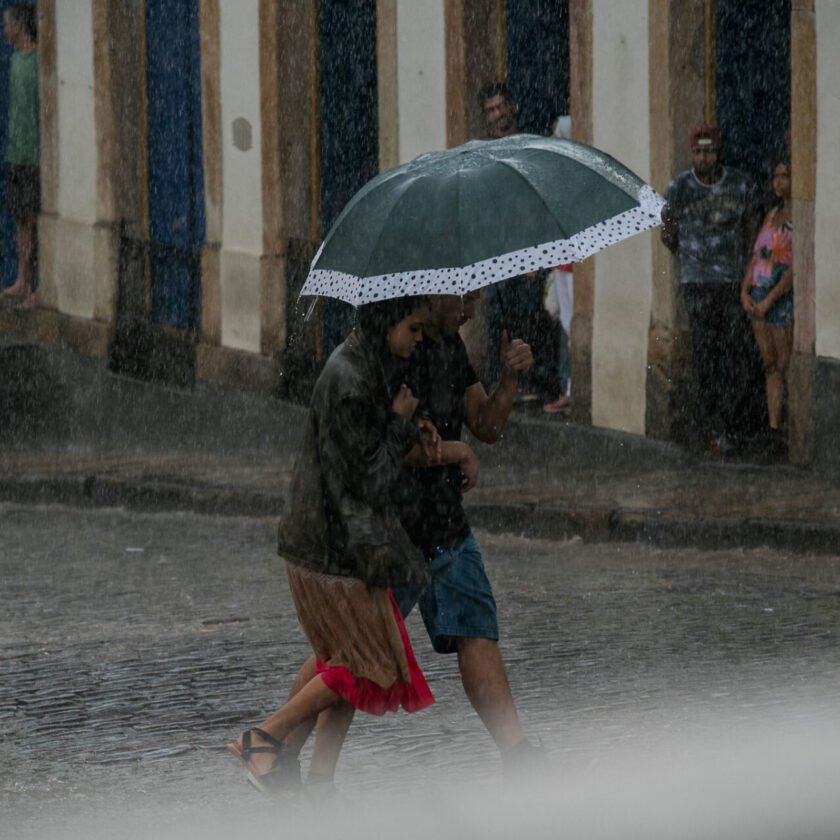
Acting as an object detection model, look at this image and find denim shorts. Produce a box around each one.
[750,286,793,327]
[393,532,499,654]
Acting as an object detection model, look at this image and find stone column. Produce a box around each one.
[273,0,321,398]
[196,0,287,389]
[444,0,505,380]
[568,0,593,425]
[788,0,816,465]
[36,0,131,355]
[645,0,706,441]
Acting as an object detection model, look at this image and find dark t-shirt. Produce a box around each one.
[396,333,479,554]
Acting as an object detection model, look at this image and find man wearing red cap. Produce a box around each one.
[661,123,757,455]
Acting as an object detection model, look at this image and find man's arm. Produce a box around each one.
[404,438,480,493]
[464,331,533,444]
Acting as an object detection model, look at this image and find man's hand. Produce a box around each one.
[500,329,533,379]
[457,443,480,493]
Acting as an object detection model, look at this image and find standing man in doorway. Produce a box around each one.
[661,124,757,455]
[479,82,560,404]
[1,4,39,308]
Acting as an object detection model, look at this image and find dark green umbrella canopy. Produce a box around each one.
[302,134,664,305]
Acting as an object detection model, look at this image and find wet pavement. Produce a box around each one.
[2,504,840,838]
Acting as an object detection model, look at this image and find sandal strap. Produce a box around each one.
[241,728,285,759]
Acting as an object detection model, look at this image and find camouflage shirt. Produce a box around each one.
[663,166,756,285]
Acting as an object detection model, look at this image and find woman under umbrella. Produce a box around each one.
[227,295,437,793]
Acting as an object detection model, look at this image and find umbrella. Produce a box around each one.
[301,134,665,306]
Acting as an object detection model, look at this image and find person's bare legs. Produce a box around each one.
[308,700,355,779]
[457,636,524,751]
[235,674,339,777]
[753,319,790,430]
[281,654,319,755]
[767,324,792,429]
[3,213,37,302]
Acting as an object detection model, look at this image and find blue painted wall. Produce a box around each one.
[317,0,379,354]
[716,0,790,189]
[507,0,570,135]
[145,0,205,331]
[0,0,35,290]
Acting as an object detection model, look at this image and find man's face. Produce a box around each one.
[483,94,516,139]
[691,143,720,179]
[3,12,19,48]
[428,295,469,337]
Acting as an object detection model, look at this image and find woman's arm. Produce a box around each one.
[325,394,420,510]
[740,254,757,315]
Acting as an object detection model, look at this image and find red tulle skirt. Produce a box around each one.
[315,590,434,715]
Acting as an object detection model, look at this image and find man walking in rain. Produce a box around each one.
[661,124,757,455]
[267,292,544,799]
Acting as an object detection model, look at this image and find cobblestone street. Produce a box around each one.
[3,503,840,839]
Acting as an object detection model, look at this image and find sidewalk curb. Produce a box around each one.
[2,476,838,555]
[0,477,284,518]
[467,502,840,556]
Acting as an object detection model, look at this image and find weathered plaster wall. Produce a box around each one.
[396,0,447,163]
[814,0,840,361]
[44,0,97,320]
[590,0,654,434]
[218,0,263,352]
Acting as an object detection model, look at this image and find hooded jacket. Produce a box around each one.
[277,329,429,588]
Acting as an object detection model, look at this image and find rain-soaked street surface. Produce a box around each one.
[3,502,840,840]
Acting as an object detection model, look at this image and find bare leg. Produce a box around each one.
[3,214,36,300]
[752,320,780,427]
[767,324,792,430]
[281,654,319,755]
[308,700,355,778]
[457,636,524,751]
[241,674,339,777]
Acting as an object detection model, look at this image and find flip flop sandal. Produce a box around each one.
[226,728,301,796]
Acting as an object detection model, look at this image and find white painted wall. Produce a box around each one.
[218,0,263,352]
[590,0,654,434]
[54,0,96,224]
[814,0,840,361]
[396,0,446,162]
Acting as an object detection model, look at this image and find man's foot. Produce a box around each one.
[543,394,571,414]
[1,281,26,299]
[303,773,347,806]
[757,428,788,463]
[707,433,737,457]
[501,738,551,782]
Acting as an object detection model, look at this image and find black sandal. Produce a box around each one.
[228,728,302,796]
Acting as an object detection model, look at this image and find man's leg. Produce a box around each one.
[457,636,524,751]
[417,535,535,766]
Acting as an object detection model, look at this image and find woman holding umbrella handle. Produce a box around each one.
[227,295,437,794]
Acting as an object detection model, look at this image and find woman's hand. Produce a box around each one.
[740,290,755,316]
[417,417,441,463]
[392,384,419,418]
[752,297,770,320]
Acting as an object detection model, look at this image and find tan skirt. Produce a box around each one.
[286,562,410,689]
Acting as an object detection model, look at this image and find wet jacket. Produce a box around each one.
[277,330,429,588]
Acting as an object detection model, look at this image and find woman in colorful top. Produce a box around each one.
[740,159,793,453]
[227,295,438,795]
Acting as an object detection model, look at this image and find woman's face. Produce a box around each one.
[387,307,428,358]
[772,162,791,199]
